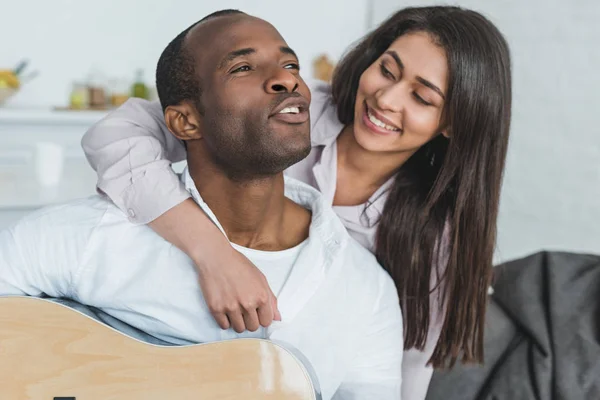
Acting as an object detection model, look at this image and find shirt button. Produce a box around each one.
[128,209,136,218]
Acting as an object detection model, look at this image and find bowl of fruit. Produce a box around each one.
[0,70,20,105]
[0,60,37,105]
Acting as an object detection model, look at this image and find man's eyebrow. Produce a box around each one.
[280,46,298,59]
[385,50,445,99]
[218,48,256,70]
[218,46,299,70]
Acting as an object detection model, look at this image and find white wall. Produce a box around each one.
[3,0,599,262]
[2,0,369,107]
[371,0,600,262]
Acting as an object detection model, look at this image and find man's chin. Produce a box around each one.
[270,121,310,138]
[280,141,312,166]
[251,144,311,176]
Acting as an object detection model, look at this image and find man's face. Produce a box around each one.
[188,16,312,180]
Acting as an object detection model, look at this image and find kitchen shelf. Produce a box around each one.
[0,107,109,126]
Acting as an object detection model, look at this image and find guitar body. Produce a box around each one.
[0,296,319,399]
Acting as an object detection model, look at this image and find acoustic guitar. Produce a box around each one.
[0,296,320,399]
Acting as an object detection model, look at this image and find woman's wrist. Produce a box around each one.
[188,230,232,274]
[149,198,231,272]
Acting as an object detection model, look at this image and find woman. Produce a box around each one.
[82,6,511,399]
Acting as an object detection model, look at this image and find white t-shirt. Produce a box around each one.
[231,241,305,297]
[0,173,403,400]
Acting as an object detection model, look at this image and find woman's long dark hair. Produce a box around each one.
[331,6,512,368]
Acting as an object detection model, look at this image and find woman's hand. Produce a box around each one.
[196,243,281,332]
[149,198,281,332]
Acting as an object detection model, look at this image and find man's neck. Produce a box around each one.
[188,162,310,251]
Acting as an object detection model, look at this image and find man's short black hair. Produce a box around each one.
[155,9,246,113]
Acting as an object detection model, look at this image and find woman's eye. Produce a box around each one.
[231,65,251,73]
[413,93,432,106]
[379,62,395,80]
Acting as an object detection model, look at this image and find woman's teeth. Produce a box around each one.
[367,109,399,131]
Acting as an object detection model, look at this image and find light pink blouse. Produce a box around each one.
[82,79,444,400]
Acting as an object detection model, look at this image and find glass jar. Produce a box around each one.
[69,82,88,109]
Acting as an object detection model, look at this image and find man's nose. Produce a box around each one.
[265,68,299,94]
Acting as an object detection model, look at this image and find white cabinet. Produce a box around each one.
[0,109,107,229]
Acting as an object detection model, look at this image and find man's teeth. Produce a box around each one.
[367,109,399,131]
[279,107,300,114]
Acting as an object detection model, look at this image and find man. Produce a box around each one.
[0,10,403,399]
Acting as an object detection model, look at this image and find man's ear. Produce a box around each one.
[164,102,202,141]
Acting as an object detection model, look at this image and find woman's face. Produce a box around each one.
[353,31,449,154]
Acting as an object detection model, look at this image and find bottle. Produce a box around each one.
[131,69,148,99]
[87,68,107,109]
[109,77,129,107]
[69,82,89,109]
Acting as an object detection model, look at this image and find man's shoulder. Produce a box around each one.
[314,233,400,335]
[283,175,321,197]
[340,235,394,286]
[11,195,121,233]
[8,195,163,257]
[283,178,395,287]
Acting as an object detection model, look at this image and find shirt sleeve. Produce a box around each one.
[333,273,404,400]
[81,98,190,224]
[0,202,99,299]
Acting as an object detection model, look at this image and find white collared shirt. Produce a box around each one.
[0,173,403,400]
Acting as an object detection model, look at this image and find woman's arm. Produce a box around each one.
[81,98,188,223]
[81,98,280,331]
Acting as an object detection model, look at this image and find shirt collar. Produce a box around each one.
[181,167,348,254]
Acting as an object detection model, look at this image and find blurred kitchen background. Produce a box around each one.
[0,0,598,263]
